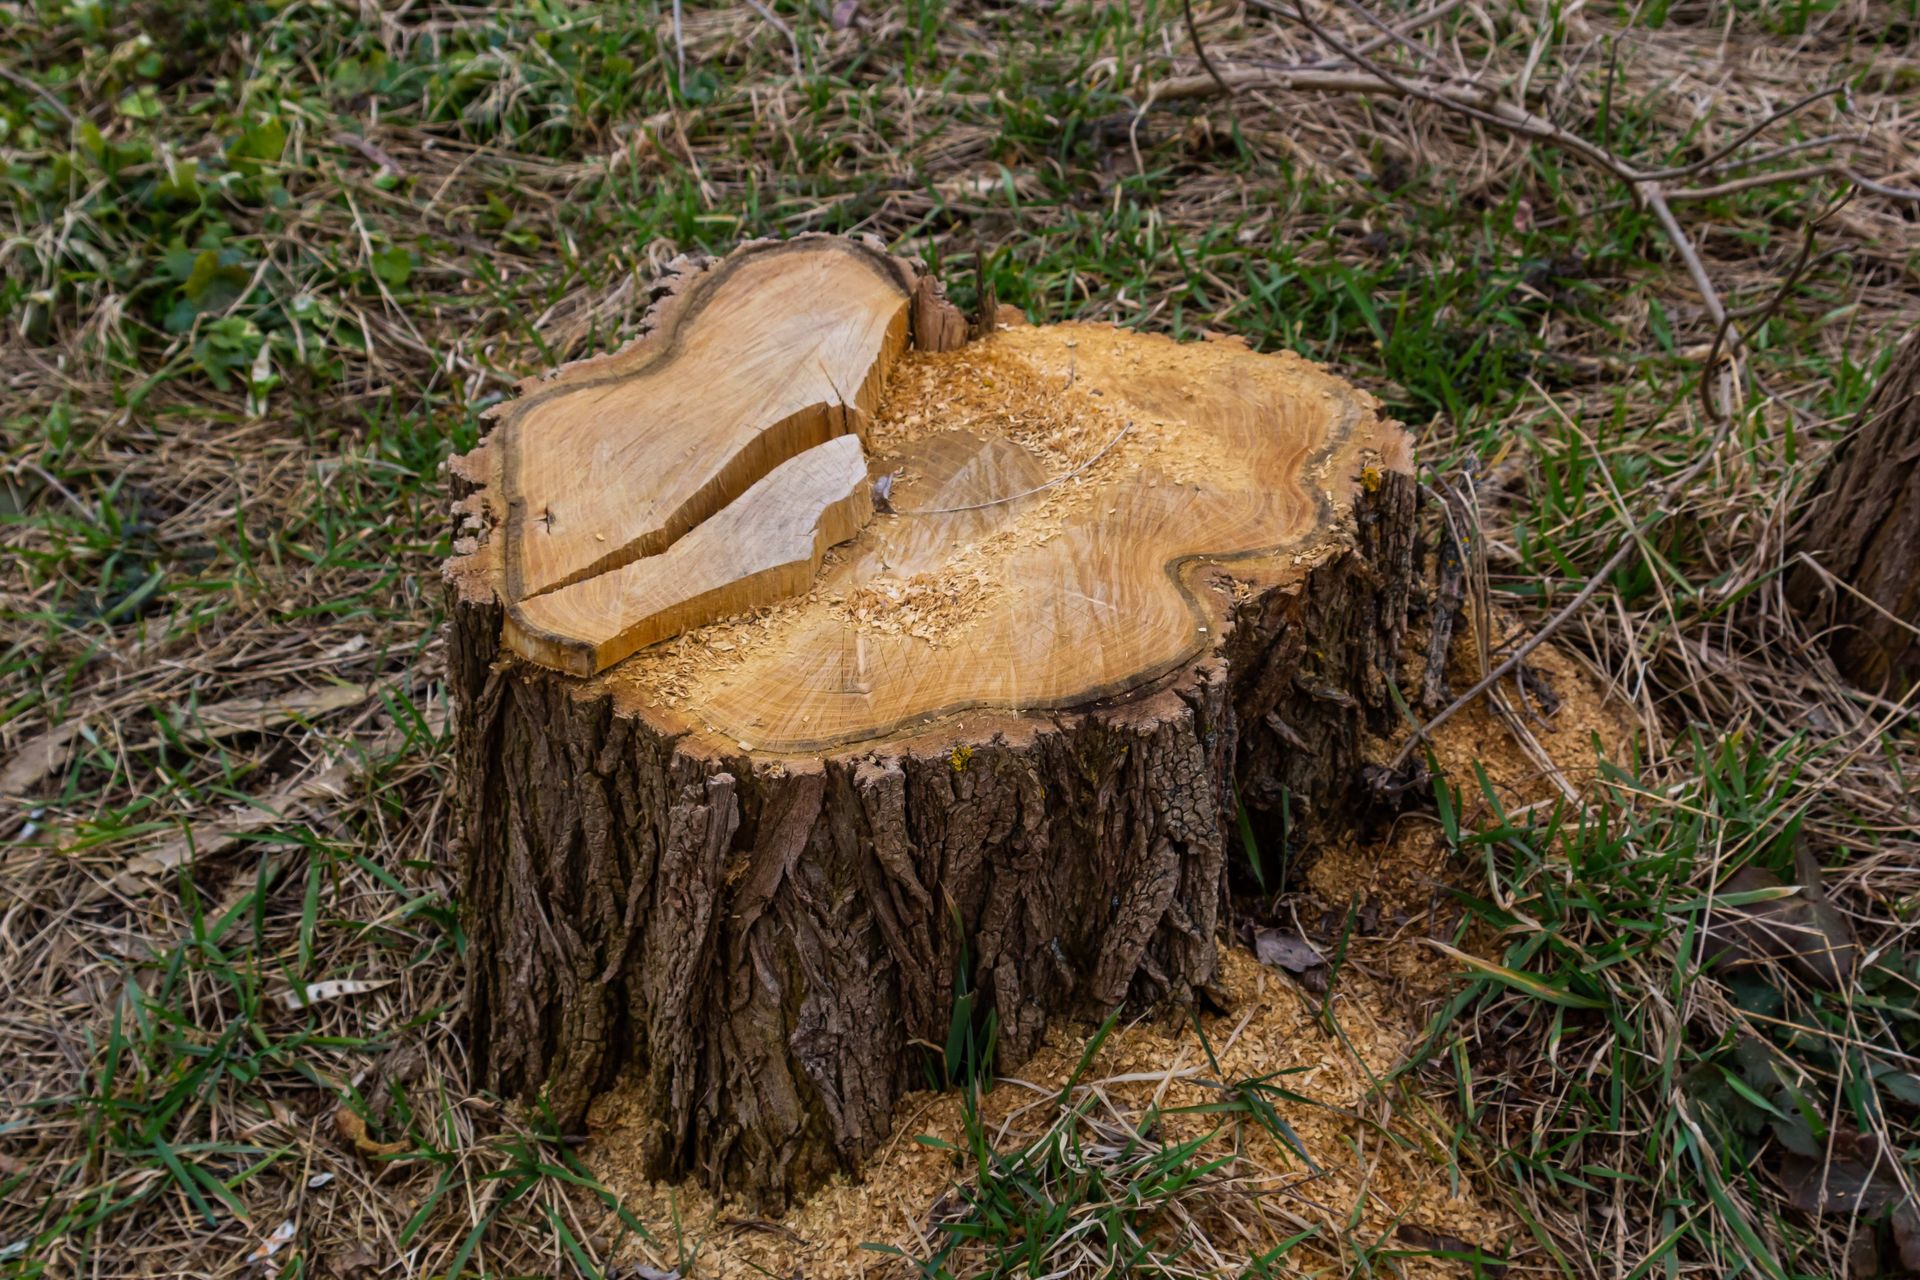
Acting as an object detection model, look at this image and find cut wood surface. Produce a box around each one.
[477,237,911,604]
[505,433,874,676]
[445,236,1417,1209]
[452,238,1409,750]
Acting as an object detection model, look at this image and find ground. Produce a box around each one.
[2,2,1919,1278]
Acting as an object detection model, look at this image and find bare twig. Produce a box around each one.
[0,63,75,124]
[742,0,804,78]
[1640,84,1850,181]
[1391,530,1639,767]
[1643,185,1726,329]
[671,0,686,81]
[1183,0,1233,96]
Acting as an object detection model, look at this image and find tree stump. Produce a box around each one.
[444,236,1417,1208]
[1788,330,1920,691]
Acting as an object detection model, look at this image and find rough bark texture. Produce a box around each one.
[446,473,1416,1211]
[1788,330,1920,691]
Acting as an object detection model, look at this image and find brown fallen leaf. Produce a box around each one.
[1396,1223,1506,1272]
[334,1106,410,1159]
[1252,926,1329,993]
[107,703,443,895]
[1896,1206,1920,1273]
[366,1046,430,1124]
[1777,1128,1920,1270]
[325,1242,381,1279]
[722,1217,806,1243]
[0,720,89,795]
[109,760,355,893]
[1849,1220,1882,1278]
[1704,845,1858,991]
[142,683,370,749]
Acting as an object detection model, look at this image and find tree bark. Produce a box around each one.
[1788,330,1920,692]
[444,236,1417,1209]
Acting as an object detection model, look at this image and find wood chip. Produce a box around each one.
[334,1107,409,1159]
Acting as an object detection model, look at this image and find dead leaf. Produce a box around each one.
[1849,1219,1882,1277]
[1783,1138,1920,1272]
[1396,1223,1505,1272]
[1705,850,1858,991]
[721,1217,806,1243]
[1253,926,1329,993]
[367,1045,429,1121]
[2,683,370,798]
[1,720,89,795]
[830,0,859,28]
[249,1219,296,1264]
[1253,926,1322,971]
[107,702,444,895]
[110,760,353,892]
[327,1243,380,1279]
[334,1106,409,1159]
[1896,1205,1920,1271]
[280,978,394,1011]
[1777,1127,1919,1264]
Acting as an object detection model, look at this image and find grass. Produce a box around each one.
[2,0,1919,1275]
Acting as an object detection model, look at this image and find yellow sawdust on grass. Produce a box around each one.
[1405,610,1637,811]
[588,943,1490,1280]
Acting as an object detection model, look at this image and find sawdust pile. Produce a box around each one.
[591,939,1491,1278]
[583,619,1638,1277]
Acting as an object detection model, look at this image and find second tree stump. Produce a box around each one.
[445,236,1416,1208]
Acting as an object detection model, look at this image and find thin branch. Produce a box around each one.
[1389,534,1639,767]
[1668,163,1854,203]
[670,0,686,81]
[0,63,75,124]
[1332,0,1442,67]
[1230,0,1466,72]
[1644,186,1726,327]
[1844,169,1920,202]
[1640,84,1849,181]
[1183,0,1233,96]
[742,0,804,78]
[1390,407,1740,768]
